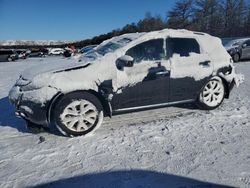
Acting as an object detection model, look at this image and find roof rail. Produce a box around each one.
[193,32,205,35]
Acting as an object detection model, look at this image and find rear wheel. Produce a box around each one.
[197,77,225,110]
[53,92,103,137]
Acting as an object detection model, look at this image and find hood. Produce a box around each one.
[225,45,235,51]
[224,44,238,51]
[21,58,93,80]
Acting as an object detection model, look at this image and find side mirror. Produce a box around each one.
[116,55,134,70]
[242,43,247,48]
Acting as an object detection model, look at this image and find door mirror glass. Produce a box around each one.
[116,55,134,70]
[242,43,247,48]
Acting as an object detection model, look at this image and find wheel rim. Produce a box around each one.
[201,79,224,107]
[60,100,98,132]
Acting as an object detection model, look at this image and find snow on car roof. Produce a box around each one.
[98,32,146,47]
[98,29,210,47]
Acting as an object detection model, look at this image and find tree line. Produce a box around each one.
[70,0,250,48]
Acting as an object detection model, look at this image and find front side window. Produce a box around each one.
[167,38,200,57]
[126,39,164,63]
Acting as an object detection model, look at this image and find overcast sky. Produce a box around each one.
[0,0,175,40]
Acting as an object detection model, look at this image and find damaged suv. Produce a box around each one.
[9,29,239,137]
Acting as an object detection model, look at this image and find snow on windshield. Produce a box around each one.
[95,33,145,56]
[96,42,122,56]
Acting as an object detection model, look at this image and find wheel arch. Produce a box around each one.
[218,76,230,99]
[46,90,112,125]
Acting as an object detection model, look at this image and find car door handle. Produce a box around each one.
[199,60,211,67]
[155,70,170,76]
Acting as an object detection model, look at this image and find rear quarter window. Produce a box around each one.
[167,38,200,57]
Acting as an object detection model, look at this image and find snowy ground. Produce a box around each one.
[0,57,250,188]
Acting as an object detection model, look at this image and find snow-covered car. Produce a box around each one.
[224,38,250,62]
[49,48,64,55]
[9,29,239,137]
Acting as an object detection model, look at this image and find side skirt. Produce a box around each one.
[113,99,195,114]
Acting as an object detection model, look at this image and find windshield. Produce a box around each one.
[95,34,144,56]
[79,33,144,61]
[96,42,122,56]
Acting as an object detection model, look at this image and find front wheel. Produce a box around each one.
[197,77,225,110]
[53,92,104,137]
[232,53,240,62]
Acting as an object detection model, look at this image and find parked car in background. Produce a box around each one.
[63,46,78,58]
[63,48,74,57]
[9,29,239,137]
[28,49,44,58]
[49,48,64,55]
[0,49,18,62]
[224,38,250,62]
[41,48,49,56]
[80,45,97,54]
[15,49,29,59]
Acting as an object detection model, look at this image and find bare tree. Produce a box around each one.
[167,0,194,29]
[223,0,248,37]
[138,12,165,32]
[193,0,224,36]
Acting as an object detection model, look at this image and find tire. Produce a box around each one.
[232,53,240,62]
[197,77,225,110]
[53,92,104,137]
[7,57,12,62]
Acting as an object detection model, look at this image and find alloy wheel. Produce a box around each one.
[201,79,225,108]
[60,100,98,132]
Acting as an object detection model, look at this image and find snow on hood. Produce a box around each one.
[21,58,91,80]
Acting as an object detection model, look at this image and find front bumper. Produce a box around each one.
[9,85,57,127]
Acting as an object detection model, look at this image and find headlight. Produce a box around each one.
[21,82,40,92]
[15,76,31,87]
[15,75,45,92]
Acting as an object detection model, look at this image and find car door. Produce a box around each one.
[167,37,213,102]
[241,40,250,59]
[112,39,171,111]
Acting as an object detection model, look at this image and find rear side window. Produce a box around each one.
[167,38,200,57]
[126,39,164,63]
